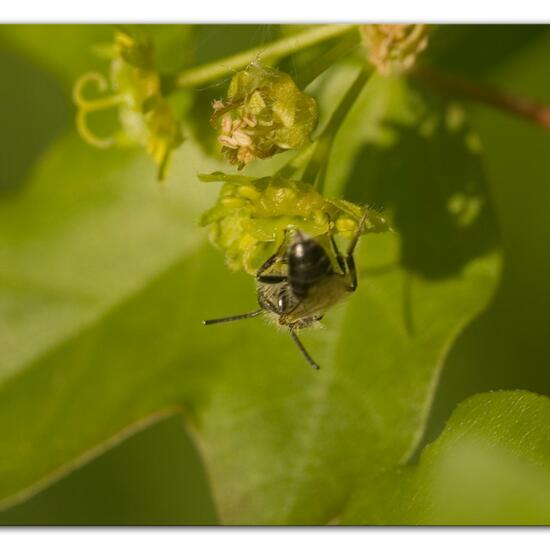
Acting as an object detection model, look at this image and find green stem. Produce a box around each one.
[302,67,372,190]
[414,65,550,130]
[322,67,371,136]
[294,30,361,89]
[175,24,357,89]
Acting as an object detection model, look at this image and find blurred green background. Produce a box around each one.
[1,24,550,525]
[0,414,217,525]
[0,24,215,524]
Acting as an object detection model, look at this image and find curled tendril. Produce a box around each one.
[72,29,185,180]
[73,72,126,149]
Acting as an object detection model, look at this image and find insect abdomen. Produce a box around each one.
[289,239,333,298]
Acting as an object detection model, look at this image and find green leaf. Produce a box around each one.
[0,414,218,525]
[195,233,499,524]
[190,71,501,523]
[413,29,550,456]
[0,36,501,524]
[0,134,227,506]
[344,391,550,525]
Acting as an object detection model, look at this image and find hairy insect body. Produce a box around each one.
[283,274,352,326]
[204,210,369,369]
[289,237,333,298]
[257,231,353,330]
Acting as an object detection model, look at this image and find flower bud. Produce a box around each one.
[199,172,390,274]
[73,28,183,180]
[360,24,430,75]
[211,62,318,169]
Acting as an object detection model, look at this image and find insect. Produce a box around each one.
[203,209,370,370]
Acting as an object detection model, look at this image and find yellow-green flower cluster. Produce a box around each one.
[360,24,430,75]
[73,28,183,180]
[200,172,390,274]
[211,62,318,170]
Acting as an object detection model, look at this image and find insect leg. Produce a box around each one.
[256,250,288,281]
[256,274,288,284]
[344,208,370,291]
[345,253,358,291]
[289,328,320,370]
[256,242,289,285]
[346,208,370,257]
[328,222,346,274]
[256,253,280,278]
[203,309,263,325]
[258,294,279,314]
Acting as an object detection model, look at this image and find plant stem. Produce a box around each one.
[175,24,357,90]
[415,65,550,130]
[294,30,361,89]
[302,67,372,190]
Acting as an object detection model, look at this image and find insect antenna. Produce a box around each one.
[203,309,263,325]
[289,329,320,370]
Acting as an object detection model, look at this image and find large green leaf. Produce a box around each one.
[0,414,217,525]
[411,28,550,451]
[0,30,501,524]
[344,391,550,525]
[0,134,226,505]
[192,71,501,524]
[195,234,498,524]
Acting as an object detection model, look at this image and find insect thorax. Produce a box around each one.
[256,231,352,328]
[288,237,334,297]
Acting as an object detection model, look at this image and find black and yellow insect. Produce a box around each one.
[203,209,369,369]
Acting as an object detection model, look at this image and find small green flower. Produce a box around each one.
[360,24,430,75]
[211,62,318,170]
[199,172,390,274]
[73,28,183,180]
